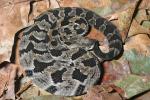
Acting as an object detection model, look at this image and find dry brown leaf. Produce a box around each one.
[57,0,79,7]
[50,0,60,8]
[102,59,130,84]
[82,85,122,100]
[138,0,150,9]
[136,91,150,100]
[128,19,150,37]
[19,84,52,99]
[76,0,112,9]
[0,65,9,97]
[124,34,150,56]
[134,9,149,25]
[0,0,29,63]
[0,62,23,100]
[116,4,136,42]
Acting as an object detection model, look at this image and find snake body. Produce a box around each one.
[18,7,122,96]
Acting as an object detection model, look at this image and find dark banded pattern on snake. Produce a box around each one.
[18,7,123,96]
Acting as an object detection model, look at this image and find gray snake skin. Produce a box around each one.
[18,7,123,96]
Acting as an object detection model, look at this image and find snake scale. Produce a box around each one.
[18,7,123,96]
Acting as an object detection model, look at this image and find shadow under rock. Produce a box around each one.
[9,26,29,95]
[10,27,29,63]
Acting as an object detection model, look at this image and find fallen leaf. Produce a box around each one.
[0,61,23,100]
